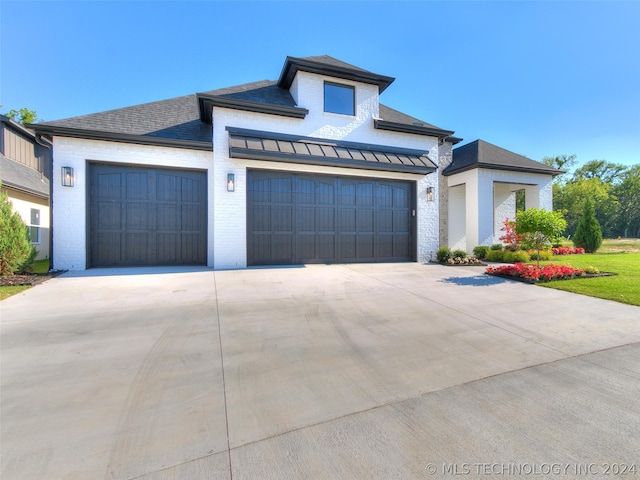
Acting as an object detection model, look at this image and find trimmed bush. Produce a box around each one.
[504,250,531,263]
[452,249,467,259]
[485,250,505,262]
[473,245,489,260]
[529,250,553,261]
[490,244,504,251]
[436,246,452,263]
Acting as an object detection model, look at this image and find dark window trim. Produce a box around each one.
[324,82,355,116]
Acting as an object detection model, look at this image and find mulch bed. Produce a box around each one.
[0,271,66,287]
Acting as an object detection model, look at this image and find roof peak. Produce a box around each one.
[278,55,395,93]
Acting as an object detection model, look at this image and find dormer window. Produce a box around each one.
[324,82,355,116]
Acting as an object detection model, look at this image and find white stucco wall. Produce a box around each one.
[212,70,440,268]
[51,137,213,270]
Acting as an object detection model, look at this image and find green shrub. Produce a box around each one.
[452,249,467,259]
[529,250,553,261]
[0,188,36,276]
[473,246,489,259]
[436,246,452,263]
[504,250,530,263]
[490,244,503,251]
[485,250,505,262]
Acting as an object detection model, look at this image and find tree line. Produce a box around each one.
[543,155,640,239]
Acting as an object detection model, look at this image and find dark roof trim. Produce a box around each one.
[1,114,39,140]
[27,124,213,151]
[374,119,455,139]
[443,162,561,177]
[226,127,436,175]
[278,56,395,93]
[444,136,464,145]
[0,179,49,199]
[197,93,308,124]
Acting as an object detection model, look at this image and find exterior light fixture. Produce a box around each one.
[426,186,434,202]
[227,173,235,192]
[61,167,74,187]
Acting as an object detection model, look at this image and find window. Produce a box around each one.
[324,82,355,116]
[29,208,40,244]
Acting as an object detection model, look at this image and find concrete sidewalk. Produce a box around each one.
[1,263,639,479]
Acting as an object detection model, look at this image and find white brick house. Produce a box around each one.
[31,56,560,270]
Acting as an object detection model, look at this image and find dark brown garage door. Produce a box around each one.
[89,163,207,267]
[247,170,415,265]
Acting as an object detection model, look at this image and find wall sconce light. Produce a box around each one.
[226,173,235,192]
[426,186,434,202]
[61,167,74,187]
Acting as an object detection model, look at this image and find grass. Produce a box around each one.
[537,246,640,306]
[0,259,51,301]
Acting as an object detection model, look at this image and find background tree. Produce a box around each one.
[611,165,640,237]
[573,198,603,253]
[0,187,36,276]
[515,208,567,266]
[3,107,39,124]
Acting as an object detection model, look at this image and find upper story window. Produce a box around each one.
[324,82,355,116]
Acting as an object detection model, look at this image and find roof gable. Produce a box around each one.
[444,139,562,176]
[278,55,395,93]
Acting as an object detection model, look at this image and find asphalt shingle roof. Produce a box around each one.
[0,153,50,198]
[445,139,562,176]
[33,56,451,145]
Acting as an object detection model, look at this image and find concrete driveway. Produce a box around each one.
[1,263,639,479]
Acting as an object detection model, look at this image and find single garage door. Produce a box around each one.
[89,163,207,267]
[247,170,415,265]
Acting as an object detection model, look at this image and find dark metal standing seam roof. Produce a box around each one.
[227,127,437,175]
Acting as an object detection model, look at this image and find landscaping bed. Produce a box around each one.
[0,270,65,287]
[486,263,615,284]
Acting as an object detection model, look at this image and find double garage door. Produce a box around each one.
[89,163,207,267]
[247,170,416,265]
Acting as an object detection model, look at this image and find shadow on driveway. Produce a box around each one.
[438,274,511,286]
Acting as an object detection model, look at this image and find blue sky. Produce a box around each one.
[2,1,639,168]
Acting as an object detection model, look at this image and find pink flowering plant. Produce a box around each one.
[486,263,586,283]
[552,246,585,255]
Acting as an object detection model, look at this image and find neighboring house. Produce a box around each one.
[1,115,51,261]
[30,55,560,271]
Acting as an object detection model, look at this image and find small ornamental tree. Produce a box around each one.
[0,187,35,276]
[573,198,603,253]
[515,208,567,267]
[499,218,523,251]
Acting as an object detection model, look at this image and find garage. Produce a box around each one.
[247,169,415,265]
[89,163,207,267]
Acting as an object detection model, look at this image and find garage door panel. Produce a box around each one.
[272,206,293,232]
[317,207,335,232]
[125,203,150,230]
[90,164,206,267]
[126,173,149,200]
[97,202,122,229]
[248,170,414,266]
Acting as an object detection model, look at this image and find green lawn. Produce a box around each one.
[0,259,50,301]
[537,251,640,306]
[0,285,31,301]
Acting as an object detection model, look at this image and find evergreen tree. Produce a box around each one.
[573,198,603,253]
[0,187,35,276]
